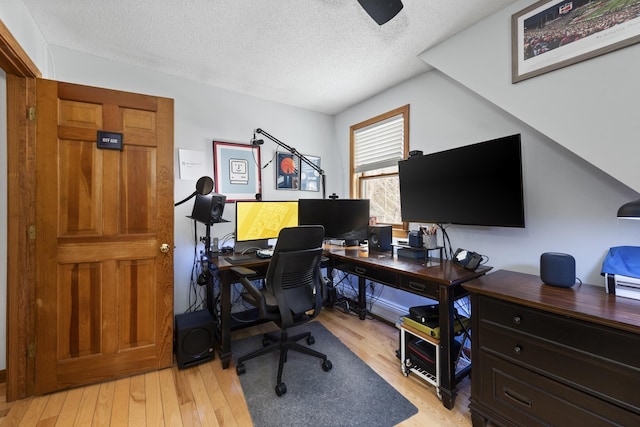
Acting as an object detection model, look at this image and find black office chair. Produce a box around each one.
[232,225,332,396]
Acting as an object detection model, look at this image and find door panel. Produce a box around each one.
[34,79,174,394]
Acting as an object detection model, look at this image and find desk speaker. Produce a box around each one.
[369,224,392,252]
[175,310,216,369]
[540,252,576,288]
[189,193,226,225]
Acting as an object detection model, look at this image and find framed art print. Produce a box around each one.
[300,155,321,192]
[276,151,300,190]
[213,141,261,201]
[512,0,640,83]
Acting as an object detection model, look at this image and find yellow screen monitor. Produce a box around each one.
[235,201,299,242]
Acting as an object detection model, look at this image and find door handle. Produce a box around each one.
[160,243,171,253]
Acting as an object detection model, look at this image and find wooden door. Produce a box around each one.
[34,79,174,394]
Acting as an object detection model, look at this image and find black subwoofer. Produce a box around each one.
[368,224,392,252]
[175,310,216,369]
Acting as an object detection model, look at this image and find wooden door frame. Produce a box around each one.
[1,19,41,401]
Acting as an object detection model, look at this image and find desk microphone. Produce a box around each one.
[250,131,264,145]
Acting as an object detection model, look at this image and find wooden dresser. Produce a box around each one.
[463,270,640,426]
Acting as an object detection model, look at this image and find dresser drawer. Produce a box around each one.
[479,319,640,413]
[478,296,640,369]
[478,352,639,426]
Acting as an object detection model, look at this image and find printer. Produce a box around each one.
[602,246,640,301]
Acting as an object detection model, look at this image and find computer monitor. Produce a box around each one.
[234,200,299,253]
[298,199,370,245]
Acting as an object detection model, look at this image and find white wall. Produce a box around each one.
[0,2,337,369]
[49,46,337,317]
[0,0,52,75]
[334,70,640,317]
[419,0,640,193]
[3,0,640,369]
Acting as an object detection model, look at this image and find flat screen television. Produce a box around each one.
[398,134,525,227]
[298,199,370,245]
[235,201,299,251]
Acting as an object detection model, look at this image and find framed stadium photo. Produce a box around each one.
[512,0,640,83]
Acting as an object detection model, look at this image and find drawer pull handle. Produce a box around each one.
[408,281,426,291]
[503,387,532,408]
[355,266,366,275]
[513,316,522,325]
[514,345,523,355]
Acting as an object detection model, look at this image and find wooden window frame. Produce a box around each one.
[350,105,409,236]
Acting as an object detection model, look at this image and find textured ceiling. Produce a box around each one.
[22,0,519,114]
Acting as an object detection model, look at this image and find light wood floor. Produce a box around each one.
[0,308,473,426]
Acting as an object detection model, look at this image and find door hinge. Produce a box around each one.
[29,225,36,240]
[28,342,36,359]
[28,106,36,121]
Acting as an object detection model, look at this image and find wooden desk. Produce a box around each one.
[209,247,491,409]
[206,255,270,372]
[328,247,491,409]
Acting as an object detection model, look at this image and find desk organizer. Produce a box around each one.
[393,244,443,261]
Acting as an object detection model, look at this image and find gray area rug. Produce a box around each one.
[233,321,418,427]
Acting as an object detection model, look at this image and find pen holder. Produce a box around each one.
[424,234,437,249]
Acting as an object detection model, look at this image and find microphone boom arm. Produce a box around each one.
[255,128,327,199]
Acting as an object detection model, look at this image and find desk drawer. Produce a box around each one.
[478,352,638,426]
[480,320,640,413]
[399,276,438,297]
[333,262,398,287]
[478,296,640,369]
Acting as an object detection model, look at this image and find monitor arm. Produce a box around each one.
[255,128,327,199]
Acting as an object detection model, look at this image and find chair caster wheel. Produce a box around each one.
[322,360,332,371]
[306,336,315,345]
[236,363,246,375]
[275,382,287,396]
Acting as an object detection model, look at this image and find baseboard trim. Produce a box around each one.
[369,298,407,324]
[334,283,408,324]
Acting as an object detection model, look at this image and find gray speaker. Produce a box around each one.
[540,252,576,288]
[368,224,392,252]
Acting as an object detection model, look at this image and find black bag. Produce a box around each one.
[406,337,461,375]
[453,248,483,270]
[406,337,437,375]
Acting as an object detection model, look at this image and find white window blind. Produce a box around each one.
[354,114,404,173]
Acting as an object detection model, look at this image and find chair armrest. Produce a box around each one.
[230,267,266,312]
[230,266,257,277]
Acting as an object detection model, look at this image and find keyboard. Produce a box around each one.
[224,255,254,264]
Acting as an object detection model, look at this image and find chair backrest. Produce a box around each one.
[266,225,325,327]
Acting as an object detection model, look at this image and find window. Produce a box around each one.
[350,105,409,234]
